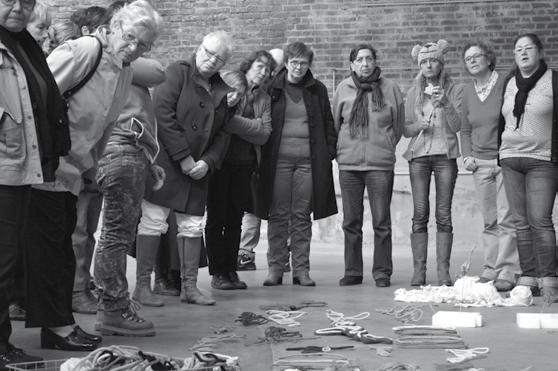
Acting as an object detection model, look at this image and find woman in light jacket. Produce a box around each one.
[403,40,462,287]
[333,44,404,288]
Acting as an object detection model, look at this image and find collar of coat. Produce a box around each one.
[270,67,317,90]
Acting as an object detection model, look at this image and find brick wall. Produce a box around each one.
[47,0,558,94]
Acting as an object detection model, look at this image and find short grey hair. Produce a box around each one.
[29,0,52,25]
[110,0,163,39]
[202,30,233,62]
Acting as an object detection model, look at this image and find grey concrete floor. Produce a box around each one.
[9,236,556,371]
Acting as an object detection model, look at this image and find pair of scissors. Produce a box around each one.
[445,347,490,364]
[285,345,354,354]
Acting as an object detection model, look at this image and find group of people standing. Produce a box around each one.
[0,0,557,368]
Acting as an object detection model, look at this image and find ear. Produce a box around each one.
[411,44,422,63]
[81,25,91,36]
[437,39,450,54]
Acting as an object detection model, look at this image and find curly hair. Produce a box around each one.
[462,40,497,72]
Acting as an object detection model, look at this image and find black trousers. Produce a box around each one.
[205,163,253,275]
[25,189,77,328]
[0,185,31,353]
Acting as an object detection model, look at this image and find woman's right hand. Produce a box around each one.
[463,156,477,172]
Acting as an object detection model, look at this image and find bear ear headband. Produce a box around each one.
[411,39,450,63]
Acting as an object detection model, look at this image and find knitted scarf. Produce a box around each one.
[348,67,384,138]
[513,59,548,129]
[0,26,70,181]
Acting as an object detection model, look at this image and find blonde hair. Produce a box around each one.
[29,0,52,26]
[110,0,163,39]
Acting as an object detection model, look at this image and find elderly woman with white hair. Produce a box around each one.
[26,0,51,52]
[25,0,162,349]
[403,40,462,287]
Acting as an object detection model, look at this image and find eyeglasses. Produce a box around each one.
[201,44,226,64]
[514,44,536,54]
[0,0,35,10]
[288,59,309,68]
[353,56,374,64]
[119,25,152,53]
[464,53,486,64]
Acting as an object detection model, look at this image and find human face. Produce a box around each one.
[350,49,376,78]
[27,19,49,45]
[420,58,443,82]
[0,0,34,32]
[285,56,310,83]
[110,23,155,64]
[196,39,229,78]
[245,57,271,87]
[464,46,490,77]
[514,36,542,77]
[227,88,245,107]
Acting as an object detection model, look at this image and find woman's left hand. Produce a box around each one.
[430,86,448,108]
[188,160,209,180]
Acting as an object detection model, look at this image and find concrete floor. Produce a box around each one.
[9,235,556,371]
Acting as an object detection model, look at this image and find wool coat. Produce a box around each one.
[256,68,338,220]
[144,56,231,215]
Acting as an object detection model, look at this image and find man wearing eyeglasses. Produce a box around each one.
[137,30,233,306]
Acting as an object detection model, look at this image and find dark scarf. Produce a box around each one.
[0,26,70,181]
[348,67,385,138]
[513,59,548,129]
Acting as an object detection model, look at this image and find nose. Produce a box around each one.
[12,0,22,10]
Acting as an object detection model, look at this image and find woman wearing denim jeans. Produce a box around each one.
[403,40,462,286]
[460,41,520,292]
[333,44,404,288]
[498,33,558,303]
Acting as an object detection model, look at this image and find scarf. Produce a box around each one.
[513,59,548,129]
[348,67,384,138]
[0,26,70,181]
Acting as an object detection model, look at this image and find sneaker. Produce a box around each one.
[8,303,25,321]
[228,272,247,289]
[211,273,236,290]
[99,301,155,337]
[237,252,256,271]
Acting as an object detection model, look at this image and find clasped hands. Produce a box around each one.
[180,156,209,180]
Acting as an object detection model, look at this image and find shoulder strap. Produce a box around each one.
[63,35,103,100]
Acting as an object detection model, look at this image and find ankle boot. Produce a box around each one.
[410,233,428,286]
[263,271,283,286]
[542,277,558,306]
[436,232,453,286]
[177,236,215,305]
[132,235,164,307]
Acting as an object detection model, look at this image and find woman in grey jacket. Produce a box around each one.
[333,44,404,288]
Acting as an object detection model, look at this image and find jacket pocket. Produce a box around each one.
[0,110,26,166]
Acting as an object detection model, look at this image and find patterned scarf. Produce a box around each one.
[348,67,384,138]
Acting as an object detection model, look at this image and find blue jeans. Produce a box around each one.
[339,170,394,280]
[95,145,148,311]
[500,157,557,278]
[267,156,313,276]
[472,159,519,282]
[409,155,457,233]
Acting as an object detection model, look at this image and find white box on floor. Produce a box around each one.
[432,311,483,328]
[517,313,558,329]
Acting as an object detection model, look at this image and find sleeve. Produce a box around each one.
[200,105,231,172]
[403,87,423,138]
[459,87,473,158]
[131,57,166,88]
[322,84,337,159]
[443,83,463,134]
[392,83,405,143]
[47,38,97,94]
[152,62,191,162]
[224,93,272,145]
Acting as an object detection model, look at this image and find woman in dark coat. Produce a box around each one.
[257,41,337,287]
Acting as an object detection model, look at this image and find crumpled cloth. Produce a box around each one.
[394,276,532,307]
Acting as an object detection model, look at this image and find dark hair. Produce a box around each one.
[462,40,497,71]
[513,33,544,52]
[70,6,108,35]
[239,50,277,76]
[284,41,314,65]
[349,44,377,62]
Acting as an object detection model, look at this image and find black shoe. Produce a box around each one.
[211,273,235,290]
[40,327,97,351]
[339,275,363,286]
[228,272,247,289]
[375,278,391,287]
[1,345,43,370]
[74,325,102,344]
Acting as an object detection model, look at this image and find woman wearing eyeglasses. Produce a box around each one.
[0,0,69,366]
[460,41,520,292]
[499,33,558,303]
[403,40,462,287]
[257,41,337,287]
[24,0,162,349]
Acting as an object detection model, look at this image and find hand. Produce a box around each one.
[150,164,166,191]
[188,160,209,180]
[463,157,477,172]
[180,156,195,174]
[430,86,448,108]
[418,117,431,131]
